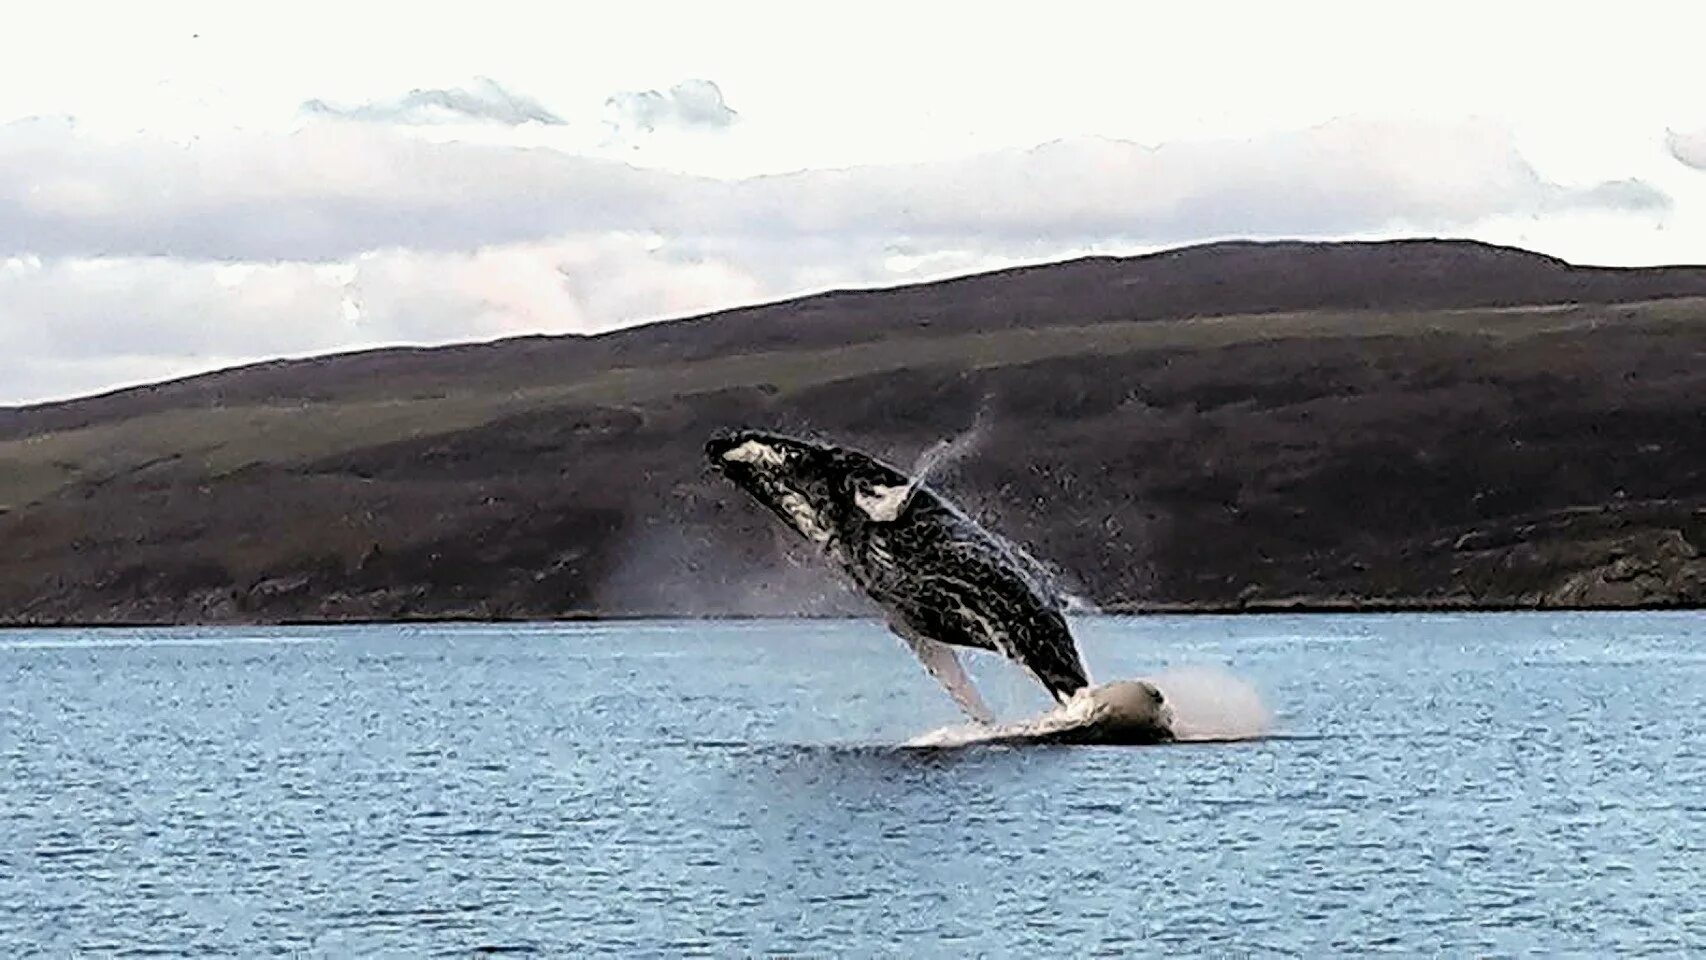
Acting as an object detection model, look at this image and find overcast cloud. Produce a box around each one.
[0,235,773,404]
[1669,128,1706,170]
[0,22,1699,408]
[300,77,565,127]
[0,107,1687,404]
[0,114,1663,264]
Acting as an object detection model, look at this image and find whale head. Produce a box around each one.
[706,430,916,544]
[1056,680,1175,744]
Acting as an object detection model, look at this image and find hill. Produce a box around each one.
[2,239,1703,623]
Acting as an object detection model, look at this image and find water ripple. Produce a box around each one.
[1,614,1702,955]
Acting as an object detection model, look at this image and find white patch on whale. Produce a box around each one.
[954,602,1000,650]
[777,490,833,543]
[952,600,1046,686]
[721,439,787,468]
[854,482,912,522]
[898,632,996,726]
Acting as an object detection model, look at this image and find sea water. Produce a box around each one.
[2,612,1702,955]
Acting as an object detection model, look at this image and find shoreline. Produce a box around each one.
[2,599,1701,631]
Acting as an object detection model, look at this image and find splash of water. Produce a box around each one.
[872,412,993,524]
[908,416,988,489]
[905,689,1102,748]
[905,668,1272,747]
[1147,666,1273,742]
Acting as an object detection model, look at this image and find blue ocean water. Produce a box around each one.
[2,612,1702,956]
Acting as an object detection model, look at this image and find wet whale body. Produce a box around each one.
[706,429,1087,718]
[909,680,1175,747]
[706,430,1174,744]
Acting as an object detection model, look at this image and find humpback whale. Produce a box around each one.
[705,429,1097,725]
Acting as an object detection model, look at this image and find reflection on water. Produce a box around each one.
[2,612,1703,955]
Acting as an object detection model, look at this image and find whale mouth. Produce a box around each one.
[706,431,836,546]
[720,439,789,469]
[703,430,744,466]
[705,430,787,490]
[705,430,793,475]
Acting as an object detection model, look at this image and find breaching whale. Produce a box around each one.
[706,429,1112,727]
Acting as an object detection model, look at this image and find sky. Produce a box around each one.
[3,1,1705,405]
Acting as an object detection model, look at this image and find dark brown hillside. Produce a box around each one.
[1,239,1703,624]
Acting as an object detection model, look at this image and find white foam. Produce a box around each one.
[905,680,1155,746]
[905,670,1272,747]
[909,417,988,485]
[0,635,334,651]
[1147,666,1273,742]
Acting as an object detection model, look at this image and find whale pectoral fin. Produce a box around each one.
[892,625,996,726]
[854,482,913,523]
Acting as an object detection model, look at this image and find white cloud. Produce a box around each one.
[300,77,565,127]
[605,79,738,135]
[1669,128,1706,170]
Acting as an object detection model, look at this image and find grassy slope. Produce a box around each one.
[4,299,1683,509]
[1,244,1704,623]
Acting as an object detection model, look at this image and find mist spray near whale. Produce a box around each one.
[705,429,1179,745]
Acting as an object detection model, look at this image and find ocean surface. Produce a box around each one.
[3,612,1703,956]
